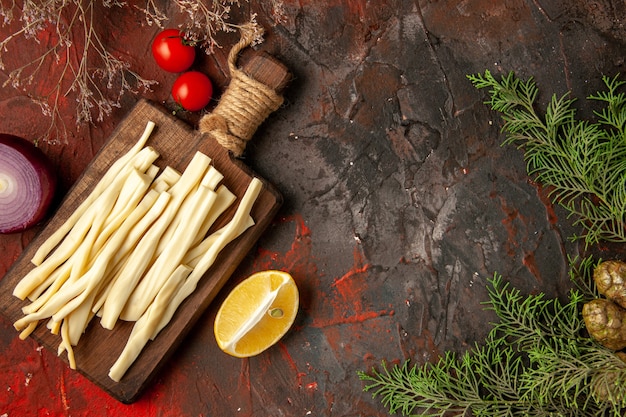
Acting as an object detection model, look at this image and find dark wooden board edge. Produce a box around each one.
[0,99,282,403]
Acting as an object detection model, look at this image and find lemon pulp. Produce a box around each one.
[214,270,298,357]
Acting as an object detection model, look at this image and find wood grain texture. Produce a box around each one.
[241,52,292,92]
[0,99,282,403]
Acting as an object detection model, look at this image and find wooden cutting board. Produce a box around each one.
[0,98,282,403]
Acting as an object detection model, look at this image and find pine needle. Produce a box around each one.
[467,71,626,247]
[359,260,626,416]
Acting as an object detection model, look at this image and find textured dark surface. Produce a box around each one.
[1,1,625,415]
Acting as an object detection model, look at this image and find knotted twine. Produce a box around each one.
[199,24,284,157]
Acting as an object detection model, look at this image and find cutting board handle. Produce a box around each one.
[198,27,291,157]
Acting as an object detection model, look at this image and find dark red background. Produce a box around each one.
[1,1,625,415]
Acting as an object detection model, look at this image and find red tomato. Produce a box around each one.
[171,71,213,111]
[151,29,196,73]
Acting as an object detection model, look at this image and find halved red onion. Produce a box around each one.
[0,134,57,233]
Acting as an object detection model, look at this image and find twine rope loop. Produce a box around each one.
[199,24,284,157]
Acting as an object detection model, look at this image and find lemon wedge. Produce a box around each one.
[214,270,299,357]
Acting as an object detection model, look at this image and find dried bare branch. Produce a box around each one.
[0,0,258,144]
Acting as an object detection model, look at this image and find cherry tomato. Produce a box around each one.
[171,71,213,111]
[151,29,196,73]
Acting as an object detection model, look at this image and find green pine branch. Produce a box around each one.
[359,73,626,416]
[358,263,626,416]
[467,71,626,247]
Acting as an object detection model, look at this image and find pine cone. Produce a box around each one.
[594,260,626,309]
[583,298,626,350]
